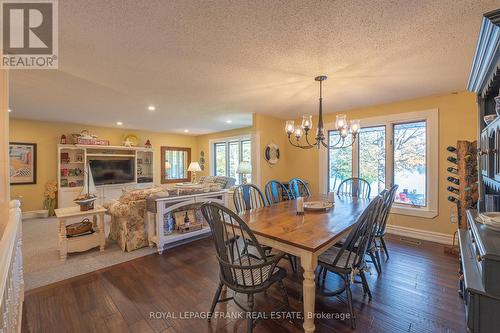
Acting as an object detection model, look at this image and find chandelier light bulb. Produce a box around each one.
[335,114,347,129]
[301,115,312,131]
[294,126,303,139]
[285,120,295,134]
[340,127,348,138]
[350,119,360,134]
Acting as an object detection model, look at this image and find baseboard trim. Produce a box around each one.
[22,210,49,220]
[386,225,454,245]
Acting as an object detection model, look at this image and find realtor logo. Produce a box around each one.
[1,0,58,69]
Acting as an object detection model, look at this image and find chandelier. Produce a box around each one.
[285,75,360,149]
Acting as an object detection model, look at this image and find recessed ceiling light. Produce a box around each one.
[184,129,189,133]
[226,120,232,124]
[148,105,156,111]
[8,108,11,113]
[116,121,123,126]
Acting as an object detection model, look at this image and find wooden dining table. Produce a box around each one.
[238,195,370,333]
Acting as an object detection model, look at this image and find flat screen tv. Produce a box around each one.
[89,158,135,185]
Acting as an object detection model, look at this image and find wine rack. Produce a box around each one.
[446,140,479,229]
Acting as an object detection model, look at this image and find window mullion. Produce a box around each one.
[352,134,359,178]
[386,124,394,188]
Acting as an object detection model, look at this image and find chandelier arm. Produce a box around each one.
[339,137,356,149]
[288,136,314,149]
[305,131,318,147]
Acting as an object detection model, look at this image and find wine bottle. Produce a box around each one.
[447,156,458,164]
[448,196,459,203]
[447,186,459,194]
[447,146,457,153]
[447,167,458,174]
[447,176,460,185]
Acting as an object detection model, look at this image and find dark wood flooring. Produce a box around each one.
[22,234,466,333]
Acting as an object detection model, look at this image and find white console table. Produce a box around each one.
[146,190,228,254]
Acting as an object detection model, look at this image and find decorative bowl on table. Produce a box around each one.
[484,114,497,125]
[304,201,334,211]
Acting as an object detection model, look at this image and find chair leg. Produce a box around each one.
[369,251,381,275]
[380,236,389,260]
[247,294,254,333]
[278,279,290,308]
[359,270,372,300]
[374,249,383,275]
[208,282,223,321]
[344,275,356,329]
[288,255,296,273]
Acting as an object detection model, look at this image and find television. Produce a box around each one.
[89,158,135,185]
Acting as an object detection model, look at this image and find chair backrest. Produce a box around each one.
[376,184,398,236]
[337,177,371,198]
[288,178,311,199]
[233,184,266,213]
[200,202,271,287]
[331,196,383,270]
[265,180,291,205]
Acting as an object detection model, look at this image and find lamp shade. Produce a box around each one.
[165,161,172,169]
[236,161,252,174]
[187,162,202,172]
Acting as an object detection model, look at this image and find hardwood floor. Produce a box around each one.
[22,234,466,333]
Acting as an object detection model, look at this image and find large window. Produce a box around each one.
[213,137,252,184]
[322,110,438,218]
[359,126,386,195]
[393,121,426,206]
[328,131,352,192]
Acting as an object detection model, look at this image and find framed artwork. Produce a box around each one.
[9,142,37,185]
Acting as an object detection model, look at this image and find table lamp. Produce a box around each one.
[236,161,252,184]
[188,162,202,183]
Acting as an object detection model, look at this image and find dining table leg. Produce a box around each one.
[300,251,317,333]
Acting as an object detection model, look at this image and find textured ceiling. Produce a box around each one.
[9,0,500,134]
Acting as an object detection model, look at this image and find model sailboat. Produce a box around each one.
[74,162,98,211]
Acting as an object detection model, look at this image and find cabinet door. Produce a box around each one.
[480,131,488,177]
[495,126,500,181]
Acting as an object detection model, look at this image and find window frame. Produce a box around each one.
[319,109,438,218]
[209,135,253,185]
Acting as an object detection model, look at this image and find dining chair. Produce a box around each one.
[374,184,398,260]
[337,177,371,198]
[265,180,292,205]
[288,178,311,199]
[317,196,383,329]
[200,202,290,333]
[233,184,272,255]
[233,184,267,213]
[264,180,297,273]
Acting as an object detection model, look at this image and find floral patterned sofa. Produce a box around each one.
[107,177,235,252]
[107,187,168,252]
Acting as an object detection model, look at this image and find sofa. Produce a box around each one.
[107,186,167,252]
[197,175,236,189]
[107,176,235,252]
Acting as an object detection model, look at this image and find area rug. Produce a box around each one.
[23,217,157,291]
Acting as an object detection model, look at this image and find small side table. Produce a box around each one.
[55,205,107,261]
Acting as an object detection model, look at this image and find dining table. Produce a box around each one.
[238,195,370,333]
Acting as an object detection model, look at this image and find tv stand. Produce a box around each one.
[57,144,155,208]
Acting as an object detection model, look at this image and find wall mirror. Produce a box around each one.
[161,146,191,183]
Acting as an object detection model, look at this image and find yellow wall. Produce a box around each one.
[10,91,479,236]
[9,118,197,211]
[285,91,478,235]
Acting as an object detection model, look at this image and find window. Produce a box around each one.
[211,137,252,184]
[359,126,386,195]
[393,121,426,206]
[320,110,438,218]
[328,130,352,192]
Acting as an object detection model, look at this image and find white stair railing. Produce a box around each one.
[0,201,23,333]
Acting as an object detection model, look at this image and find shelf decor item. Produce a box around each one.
[285,75,360,150]
[74,163,98,211]
[9,142,37,185]
[73,130,109,146]
[145,139,152,148]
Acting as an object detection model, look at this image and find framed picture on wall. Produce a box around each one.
[9,142,37,185]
